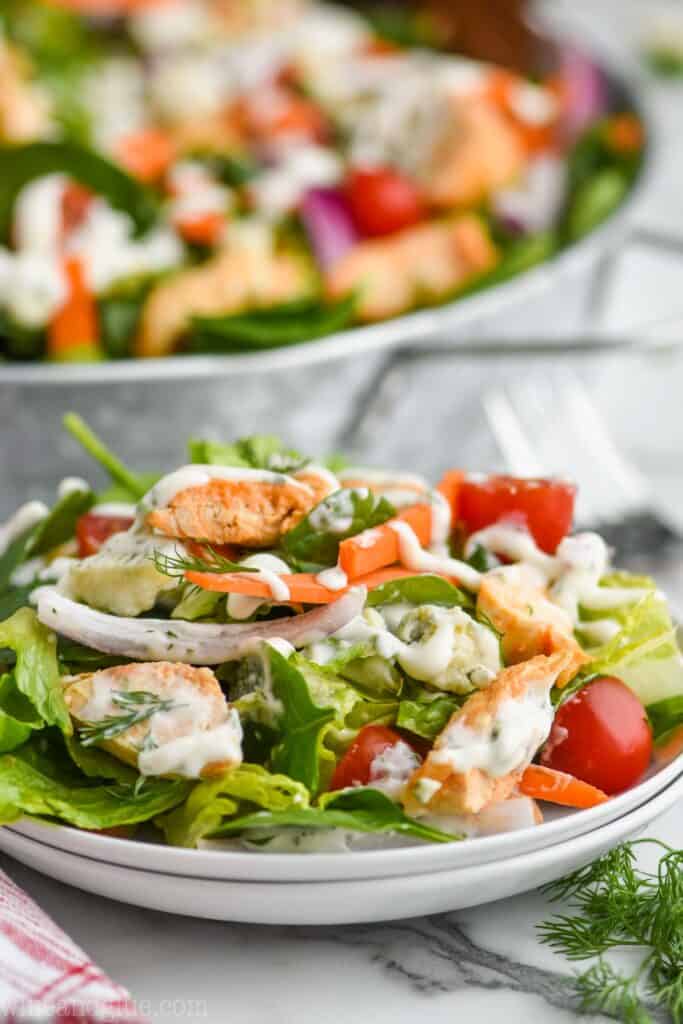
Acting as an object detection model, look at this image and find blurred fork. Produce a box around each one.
[482,369,681,558]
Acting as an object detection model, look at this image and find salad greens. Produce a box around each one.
[0,416,680,854]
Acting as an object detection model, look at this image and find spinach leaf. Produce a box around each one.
[189,295,357,352]
[0,608,70,733]
[0,142,158,243]
[565,168,629,242]
[98,294,145,359]
[367,574,469,609]
[268,648,336,794]
[212,787,459,843]
[282,488,395,569]
[30,487,94,557]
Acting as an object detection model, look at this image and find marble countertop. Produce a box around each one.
[2,2,683,1021]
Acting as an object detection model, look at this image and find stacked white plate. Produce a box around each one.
[1,753,681,925]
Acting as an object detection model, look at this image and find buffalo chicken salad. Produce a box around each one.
[0,416,680,853]
[0,0,644,363]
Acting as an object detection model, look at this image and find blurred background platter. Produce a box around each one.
[0,0,653,386]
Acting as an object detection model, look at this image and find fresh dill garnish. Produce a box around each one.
[79,690,180,747]
[538,840,683,1023]
[151,545,257,578]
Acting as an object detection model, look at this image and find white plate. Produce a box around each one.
[8,751,682,883]
[1,772,681,924]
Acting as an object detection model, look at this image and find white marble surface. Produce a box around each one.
[2,2,683,1021]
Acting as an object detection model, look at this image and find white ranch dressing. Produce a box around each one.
[395,605,500,691]
[139,710,243,779]
[465,524,651,633]
[226,553,292,620]
[368,740,421,799]
[91,502,137,518]
[431,678,554,777]
[315,565,348,592]
[389,520,483,591]
[0,501,48,556]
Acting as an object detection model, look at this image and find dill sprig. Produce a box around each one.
[539,840,683,1023]
[151,545,257,579]
[79,690,180,747]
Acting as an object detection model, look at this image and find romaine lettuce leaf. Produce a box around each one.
[64,734,137,784]
[0,673,42,754]
[210,787,459,843]
[282,488,395,569]
[157,763,309,848]
[397,693,459,740]
[0,751,189,829]
[646,696,683,744]
[582,576,683,706]
[367,574,469,609]
[187,435,309,474]
[0,608,71,733]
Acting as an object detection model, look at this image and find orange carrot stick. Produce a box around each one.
[115,128,175,183]
[338,505,432,580]
[47,256,101,362]
[519,765,608,809]
[185,565,418,605]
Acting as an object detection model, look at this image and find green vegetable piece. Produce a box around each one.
[0,750,189,829]
[212,787,459,843]
[0,608,70,734]
[397,695,459,740]
[31,487,95,557]
[565,169,628,241]
[282,488,395,569]
[189,295,357,352]
[268,648,336,794]
[0,142,158,243]
[157,763,310,848]
[367,574,469,609]
[646,695,683,743]
[0,674,37,754]
[62,412,153,500]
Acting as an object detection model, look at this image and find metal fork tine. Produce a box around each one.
[481,389,545,477]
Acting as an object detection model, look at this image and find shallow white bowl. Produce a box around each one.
[1,771,681,925]
[7,751,682,883]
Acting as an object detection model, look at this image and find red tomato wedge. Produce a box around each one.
[541,676,652,795]
[330,725,406,790]
[76,513,135,558]
[338,505,432,580]
[519,765,608,808]
[346,167,424,238]
[448,474,576,554]
[185,566,421,605]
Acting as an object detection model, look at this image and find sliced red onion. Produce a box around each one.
[558,45,609,142]
[299,187,358,272]
[37,586,367,665]
[492,156,567,235]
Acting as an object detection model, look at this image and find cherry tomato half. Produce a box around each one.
[541,676,652,795]
[346,167,424,238]
[457,475,576,553]
[330,724,406,790]
[76,513,134,558]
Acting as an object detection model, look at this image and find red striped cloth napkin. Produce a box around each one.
[0,866,147,1023]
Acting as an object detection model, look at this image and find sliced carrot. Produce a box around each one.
[175,211,226,247]
[437,470,464,522]
[338,505,432,580]
[653,724,683,767]
[604,113,644,155]
[185,565,418,605]
[519,765,608,809]
[116,128,176,183]
[47,256,101,362]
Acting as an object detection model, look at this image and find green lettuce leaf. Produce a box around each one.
[0,608,70,733]
[211,787,459,843]
[397,691,459,740]
[582,576,683,706]
[0,675,36,753]
[0,751,189,829]
[64,734,137,784]
[189,295,357,352]
[268,648,335,793]
[187,434,309,474]
[157,763,309,848]
[282,488,395,569]
[367,574,469,609]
